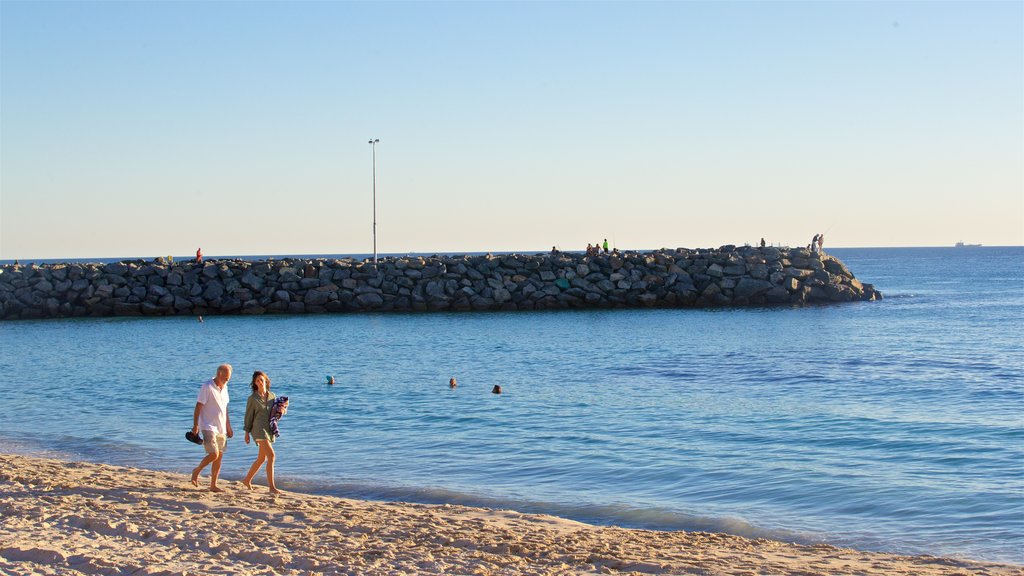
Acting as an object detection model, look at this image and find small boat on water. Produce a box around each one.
[955,241,982,248]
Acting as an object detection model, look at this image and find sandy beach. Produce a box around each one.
[0,453,1020,576]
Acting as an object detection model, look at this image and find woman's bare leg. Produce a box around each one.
[265,442,280,494]
[242,443,267,490]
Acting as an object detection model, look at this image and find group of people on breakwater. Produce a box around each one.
[548,238,615,257]
[189,365,501,494]
[583,239,612,256]
[810,233,826,254]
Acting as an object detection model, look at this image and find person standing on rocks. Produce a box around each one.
[817,233,825,254]
[196,248,203,263]
[603,239,609,253]
[190,364,233,492]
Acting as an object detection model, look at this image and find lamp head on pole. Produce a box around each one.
[369,138,379,145]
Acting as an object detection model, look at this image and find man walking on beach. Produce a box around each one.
[190,364,233,492]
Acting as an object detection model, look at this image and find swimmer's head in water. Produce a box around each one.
[492,385,502,394]
[326,375,335,385]
[449,378,457,388]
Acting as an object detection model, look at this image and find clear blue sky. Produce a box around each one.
[2,1,1021,259]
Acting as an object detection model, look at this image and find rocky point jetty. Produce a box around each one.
[0,246,881,320]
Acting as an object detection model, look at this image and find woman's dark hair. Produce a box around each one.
[250,370,271,393]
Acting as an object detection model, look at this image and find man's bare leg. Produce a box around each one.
[191,453,217,487]
[209,452,224,492]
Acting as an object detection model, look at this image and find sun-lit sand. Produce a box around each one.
[1,453,1020,576]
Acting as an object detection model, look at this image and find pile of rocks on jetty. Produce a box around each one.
[0,246,881,320]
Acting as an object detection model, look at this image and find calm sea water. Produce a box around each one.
[1,247,1021,563]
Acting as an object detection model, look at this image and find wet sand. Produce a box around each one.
[1,453,1020,576]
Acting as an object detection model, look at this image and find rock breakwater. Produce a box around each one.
[0,246,881,320]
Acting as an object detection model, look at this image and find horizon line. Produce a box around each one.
[2,245,1021,263]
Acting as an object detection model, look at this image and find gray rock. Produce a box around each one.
[356,292,383,307]
[203,282,225,301]
[825,284,856,302]
[202,263,219,279]
[734,278,772,299]
[103,262,129,275]
[425,281,445,298]
[700,282,720,300]
[765,286,790,303]
[301,289,329,307]
[785,267,813,279]
[824,257,852,278]
[493,288,512,303]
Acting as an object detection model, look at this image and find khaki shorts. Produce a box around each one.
[202,431,227,455]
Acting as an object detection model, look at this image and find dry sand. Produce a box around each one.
[1,453,1020,576]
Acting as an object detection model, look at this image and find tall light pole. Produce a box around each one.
[368,138,380,263]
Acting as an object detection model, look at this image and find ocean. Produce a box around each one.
[1,247,1021,564]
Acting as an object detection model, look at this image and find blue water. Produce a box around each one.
[1,247,1022,564]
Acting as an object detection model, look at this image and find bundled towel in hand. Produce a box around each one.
[268,396,289,438]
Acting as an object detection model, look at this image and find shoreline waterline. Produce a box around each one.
[2,452,1021,576]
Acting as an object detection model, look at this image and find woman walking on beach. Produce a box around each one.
[241,370,281,493]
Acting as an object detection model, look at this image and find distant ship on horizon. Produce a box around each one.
[955,241,982,248]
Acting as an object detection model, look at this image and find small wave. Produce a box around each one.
[282,478,821,545]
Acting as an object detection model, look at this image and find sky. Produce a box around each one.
[1,1,1021,259]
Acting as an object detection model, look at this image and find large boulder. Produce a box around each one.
[355,292,383,307]
[734,278,772,299]
[823,257,852,278]
[202,282,225,301]
[103,262,129,275]
[304,290,330,306]
[765,286,790,303]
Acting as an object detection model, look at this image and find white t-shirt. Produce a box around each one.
[196,378,229,434]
